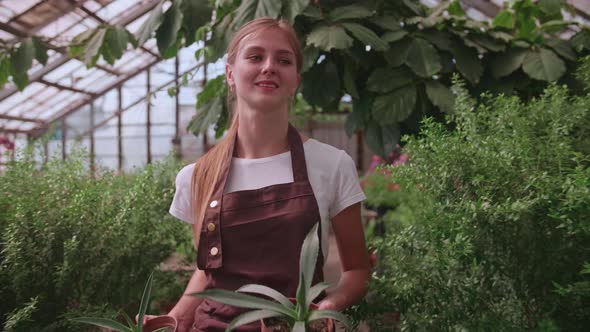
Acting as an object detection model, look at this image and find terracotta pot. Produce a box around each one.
[260,299,334,332]
[143,315,177,332]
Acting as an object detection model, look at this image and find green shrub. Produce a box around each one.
[351,69,590,330]
[0,147,191,331]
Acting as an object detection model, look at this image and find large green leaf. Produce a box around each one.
[299,223,320,296]
[364,122,400,158]
[301,46,319,73]
[341,22,388,51]
[367,66,414,93]
[492,10,515,29]
[384,38,411,67]
[345,110,364,137]
[83,28,107,67]
[283,0,310,23]
[373,16,401,31]
[417,30,452,51]
[469,34,506,52]
[105,25,129,60]
[405,38,441,78]
[0,52,10,87]
[156,0,183,55]
[11,38,34,78]
[301,60,341,107]
[546,38,576,62]
[32,37,48,66]
[451,43,483,84]
[382,30,407,43]
[425,81,455,113]
[255,0,282,18]
[181,0,213,45]
[448,0,465,16]
[372,85,417,124]
[190,97,223,135]
[70,317,131,332]
[232,0,257,29]
[308,309,351,329]
[329,5,373,22]
[192,289,296,317]
[490,47,527,78]
[306,25,353,51]
[343,62,359,99]
[136,0,165,46]
[522,48,566,81]
[538,0,562,20]
[227,310,282,331]
[571,28,590,52]
[237,284,294,308]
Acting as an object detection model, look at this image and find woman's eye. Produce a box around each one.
[248,55,262,61]
[279,58,291,65]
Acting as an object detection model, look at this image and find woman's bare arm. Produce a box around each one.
[318,203,371,310]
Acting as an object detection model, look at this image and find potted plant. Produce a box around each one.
[193,223,351,331]
[71,272,177,332]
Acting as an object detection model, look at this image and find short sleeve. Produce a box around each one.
[169,164,195,224]
[328,151,366,218]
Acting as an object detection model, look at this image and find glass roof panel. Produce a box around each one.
[0,30,15,39]
[0,82,46,115]
[44,59,83,82]
[27,90,76,119]
[0,0,42,20]
[95,0,136,23]
[41,12,97,42]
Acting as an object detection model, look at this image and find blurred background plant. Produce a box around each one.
[347,57,590,331]
[0,146,193,331]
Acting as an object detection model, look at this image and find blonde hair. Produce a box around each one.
[190,17,302,248]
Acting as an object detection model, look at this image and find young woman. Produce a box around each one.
[163,17,370,331]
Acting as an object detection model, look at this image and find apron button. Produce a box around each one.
[209,200,218,208]
[210,247,219,256]
[207,223,216,232]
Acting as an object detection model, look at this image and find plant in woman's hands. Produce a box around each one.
[192,223,350,331]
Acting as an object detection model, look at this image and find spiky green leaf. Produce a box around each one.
[227,310,282,331]
[71,317,131,332]
[306,282,331,308]
[308,310,351,328]
[299,223,320,296]
[137,272,154,330]
[191,289,296,317]
[237,284,294,308]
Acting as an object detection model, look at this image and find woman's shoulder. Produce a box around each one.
[304,139,351,169]
[175,162,196,185]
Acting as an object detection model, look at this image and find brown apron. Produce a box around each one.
[190,124,324,332]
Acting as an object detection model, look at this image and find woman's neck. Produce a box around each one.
[233,104,290,159]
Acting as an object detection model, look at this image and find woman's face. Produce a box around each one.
[226,27,300,111]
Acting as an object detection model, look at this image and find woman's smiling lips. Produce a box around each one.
[255,80,279,91]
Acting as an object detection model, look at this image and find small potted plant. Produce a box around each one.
[71,272,177,332]
[193,223,350,331]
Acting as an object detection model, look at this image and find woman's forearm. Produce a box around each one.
[321,268,370,311]
[168,268,207,320]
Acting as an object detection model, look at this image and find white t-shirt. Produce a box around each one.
[169,138,366,259]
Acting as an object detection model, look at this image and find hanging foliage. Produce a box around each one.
[0,0,589,156]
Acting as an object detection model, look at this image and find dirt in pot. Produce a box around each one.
[263,317,290,332]
[307,319,331,332]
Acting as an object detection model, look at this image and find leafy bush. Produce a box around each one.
[350,65,590,330]
[0,147,190,331]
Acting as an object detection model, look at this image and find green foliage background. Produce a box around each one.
[348,63,590,330]
[0,148,193,331]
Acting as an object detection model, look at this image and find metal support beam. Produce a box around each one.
[39,78,96,96]
[173,55,181,159]
[0,114,43,123]
[90,103,95,176]
[117,87,123,173]
[0,127,30,134]
[61,119,67,161]
[146,67,152,164]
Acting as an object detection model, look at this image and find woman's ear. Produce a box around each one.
[226,63,234,89]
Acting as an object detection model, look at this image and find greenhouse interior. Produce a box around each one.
[1,0,590,331]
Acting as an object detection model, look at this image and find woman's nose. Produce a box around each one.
[261,58,276,75]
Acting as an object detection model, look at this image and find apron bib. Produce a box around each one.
[190,124,324,332]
